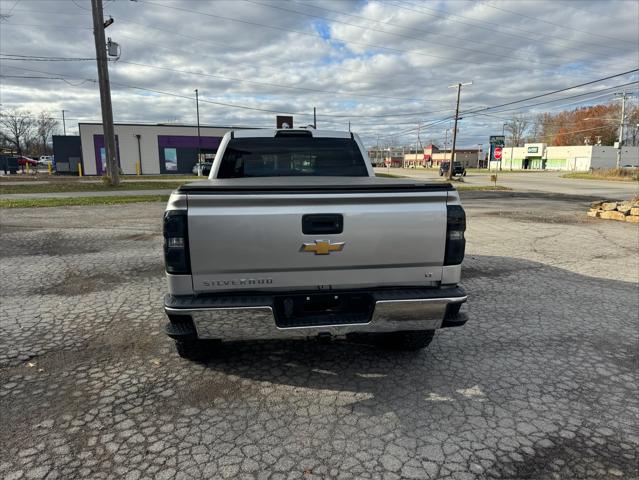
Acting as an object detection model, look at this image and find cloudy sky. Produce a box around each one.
[1,0,638,147]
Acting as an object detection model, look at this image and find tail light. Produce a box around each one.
[163,211,190,274]
[444,205,466,265]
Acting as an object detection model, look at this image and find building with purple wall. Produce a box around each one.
[79,123,254,175]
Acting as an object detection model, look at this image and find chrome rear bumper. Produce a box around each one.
[164,288,467,341]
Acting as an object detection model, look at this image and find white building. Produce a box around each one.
[78,123,251,175]
[490,143,639,171]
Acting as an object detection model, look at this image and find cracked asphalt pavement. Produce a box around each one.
[1,191,637,479]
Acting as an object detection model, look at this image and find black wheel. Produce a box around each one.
[381,330,435,351]
[462,170,467,177]
[175,339,216,360]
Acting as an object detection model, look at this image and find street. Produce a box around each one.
[376,168,639,200]
[1,191,637,479]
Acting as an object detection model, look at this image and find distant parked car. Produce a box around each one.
[38,156,53,165]
[18,156,38,167]
[192,161,213,175]
[439,161,466,177]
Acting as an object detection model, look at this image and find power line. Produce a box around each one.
[294,0,547,58]
[392,0,624,54]
[113,29,455,103]
[2,64,454,120]
[245,0,566,69]
[482,1,636,45]
[464,81,639,118]
[135,0,561,71]
[1,74,64,79]
[8,8,91,15]
[117,60,426,102]
[0,22,91,29]
[1,53,96,61]
[461,69,639,116]
[5,0,21,16]
[375,75,639,140]
[0,64,310,116]
[71,0,93,12]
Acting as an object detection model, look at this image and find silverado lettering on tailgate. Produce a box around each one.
[202,278,274,287]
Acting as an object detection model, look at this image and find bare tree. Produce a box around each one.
[36,111,59,156]
[504,114,530,147]
[627,104,639,147]
[525,114,544,143]
[0,110,36,156]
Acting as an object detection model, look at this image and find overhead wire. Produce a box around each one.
[393,0,624,53]
[1,53,95,61]
[2,63,454,121]
[245,0,568,69]
[117,60,426,102]
[482,1,636,45]
[135,0,560,71]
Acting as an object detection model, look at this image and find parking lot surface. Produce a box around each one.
[1,191,637,480]
[375,168,639,200]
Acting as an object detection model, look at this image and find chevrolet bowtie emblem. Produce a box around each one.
[301,240,345,255]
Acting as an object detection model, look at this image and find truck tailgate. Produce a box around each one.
[183,178,450,293]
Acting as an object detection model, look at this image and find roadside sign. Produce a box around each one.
[489,135,505,164]
[489,135,505,147]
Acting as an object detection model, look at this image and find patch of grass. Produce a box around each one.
[375,172,406,178]
[465,168,544,174]
[454,185,512,191]
[0,195,170,209]
[0,174,200,182]
[0,181,190,194]
[562,168,639,182]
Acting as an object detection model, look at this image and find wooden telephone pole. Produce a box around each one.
[447,82,472,180]
[91,0,119,185]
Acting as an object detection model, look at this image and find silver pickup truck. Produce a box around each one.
[163,128,467,359]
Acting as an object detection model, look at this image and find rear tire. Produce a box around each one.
[175,339,216,361]
[381,330,435,351]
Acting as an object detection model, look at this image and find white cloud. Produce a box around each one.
[0,0,637,145]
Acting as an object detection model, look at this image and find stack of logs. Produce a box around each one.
[588,200,639,223]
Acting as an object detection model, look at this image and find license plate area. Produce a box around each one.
[273,293,374,328]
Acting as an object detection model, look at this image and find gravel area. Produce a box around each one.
[0,191,637,480]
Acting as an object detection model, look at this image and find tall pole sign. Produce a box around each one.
[489,135,505,169]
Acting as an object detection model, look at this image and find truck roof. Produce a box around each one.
[232,128,353,139]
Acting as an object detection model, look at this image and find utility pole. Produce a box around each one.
[91,0,118,185]
[61,110,67,136]
[447,82,472,180]
[502,122,507,171]
[477,143,482,169]
[614,92,631,168]
[416,122,422,167]
[444,128,449,168]
[348,120,351,132]
[313,107,317,129]
[195,89,201,176]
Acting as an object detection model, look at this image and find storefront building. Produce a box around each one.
[78,123,252,175]
[492,144,639,171]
